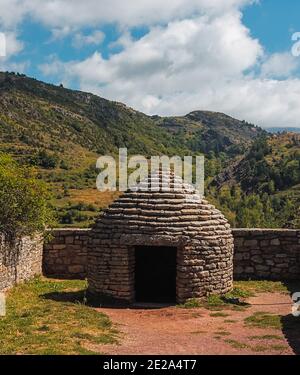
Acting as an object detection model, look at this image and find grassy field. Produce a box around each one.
[1,279,299,355]
[0,277,118,355]
[178,280,296,311]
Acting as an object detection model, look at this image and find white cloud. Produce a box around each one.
[0,59,28,73]
[261,52,299,79]
[0,31,23,61]
[0,0,255,29]
[72,30,105,49]
[51,26,75,40]
[0,0,28,29]
[4,32,23,57]
[40,12,271,123]
[2,0,300,128]
[40,9,300,128]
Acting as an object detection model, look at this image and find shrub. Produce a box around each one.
[0,153,55,239]
[29,150,58,169]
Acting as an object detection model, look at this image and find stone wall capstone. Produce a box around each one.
[43,229,89,279]
[0,234,43,291]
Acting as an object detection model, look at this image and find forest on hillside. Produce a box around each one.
[0,73,299,229]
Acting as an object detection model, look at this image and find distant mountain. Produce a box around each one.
[0,72,280,228]
[0,72,263,161]
[266,127,300,134]
[153,111,264,156]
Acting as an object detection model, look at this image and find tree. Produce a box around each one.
[0,153,55,239]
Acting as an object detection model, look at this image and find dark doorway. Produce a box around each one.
[135,246,177,303]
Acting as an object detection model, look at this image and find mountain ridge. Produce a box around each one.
[1,71,297,229]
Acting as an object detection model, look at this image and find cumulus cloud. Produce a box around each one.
[261,52,299,79]
[4,32,23,57]
[40,8,300,128]
[39,12,267,122]
[0,31,23,61]
[2,0,300,127]
[0,0,255,29]
[72,30,105,49]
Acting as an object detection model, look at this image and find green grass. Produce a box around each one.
[214,331,231,336]
[271,344,288,352]
[244,312,282,330]
[249,334,284,341]
[233,281,290,295]
[224,339,249,349]
[178,298,202,309]
[178,287,254,311]
[178,287,252,311]
[245,311,300,332]
[0,277,118,354]
[210,312,230,318]
[251,344,268,352]
[225,287,254,299]
[250,343,288,353]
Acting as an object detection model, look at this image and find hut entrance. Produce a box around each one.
[134,246,177,303]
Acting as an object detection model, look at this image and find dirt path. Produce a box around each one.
[90,292,299,355]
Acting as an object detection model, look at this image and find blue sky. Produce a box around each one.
[1,0,300,127]
[243,0,300,53]
[12,1,300,81]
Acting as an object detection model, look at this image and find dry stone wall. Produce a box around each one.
[0,234,43,291]
[1,228,299,293]
[233,229,300,280]
[44,228,300,283]
[43,229,89,279]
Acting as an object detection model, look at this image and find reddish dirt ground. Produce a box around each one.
[90,292,300,355]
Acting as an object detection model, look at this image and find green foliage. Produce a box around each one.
[210,133,300,228]
[240,136,300,193]
[0,73,298,229]
[29,150,59,169]
[0,153,55,238]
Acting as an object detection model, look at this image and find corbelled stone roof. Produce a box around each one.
[94,171,230,236]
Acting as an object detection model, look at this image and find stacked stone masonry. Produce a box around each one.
[43,229,89,279]
[233,229,300,280]
[87,173,234,304]
[1,228,300,293]
[43,229,300,287]
[0,234,43,291]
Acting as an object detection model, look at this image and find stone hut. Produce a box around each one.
[87,172,234,304]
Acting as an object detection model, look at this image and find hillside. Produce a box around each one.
[0,72,277,228]
[0,72,262,157]
[210,133,300,228]
[0,72,264,226]
[154,111,262,156]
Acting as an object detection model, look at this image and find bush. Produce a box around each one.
[29,150,58,169]
[0,154,55,239]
